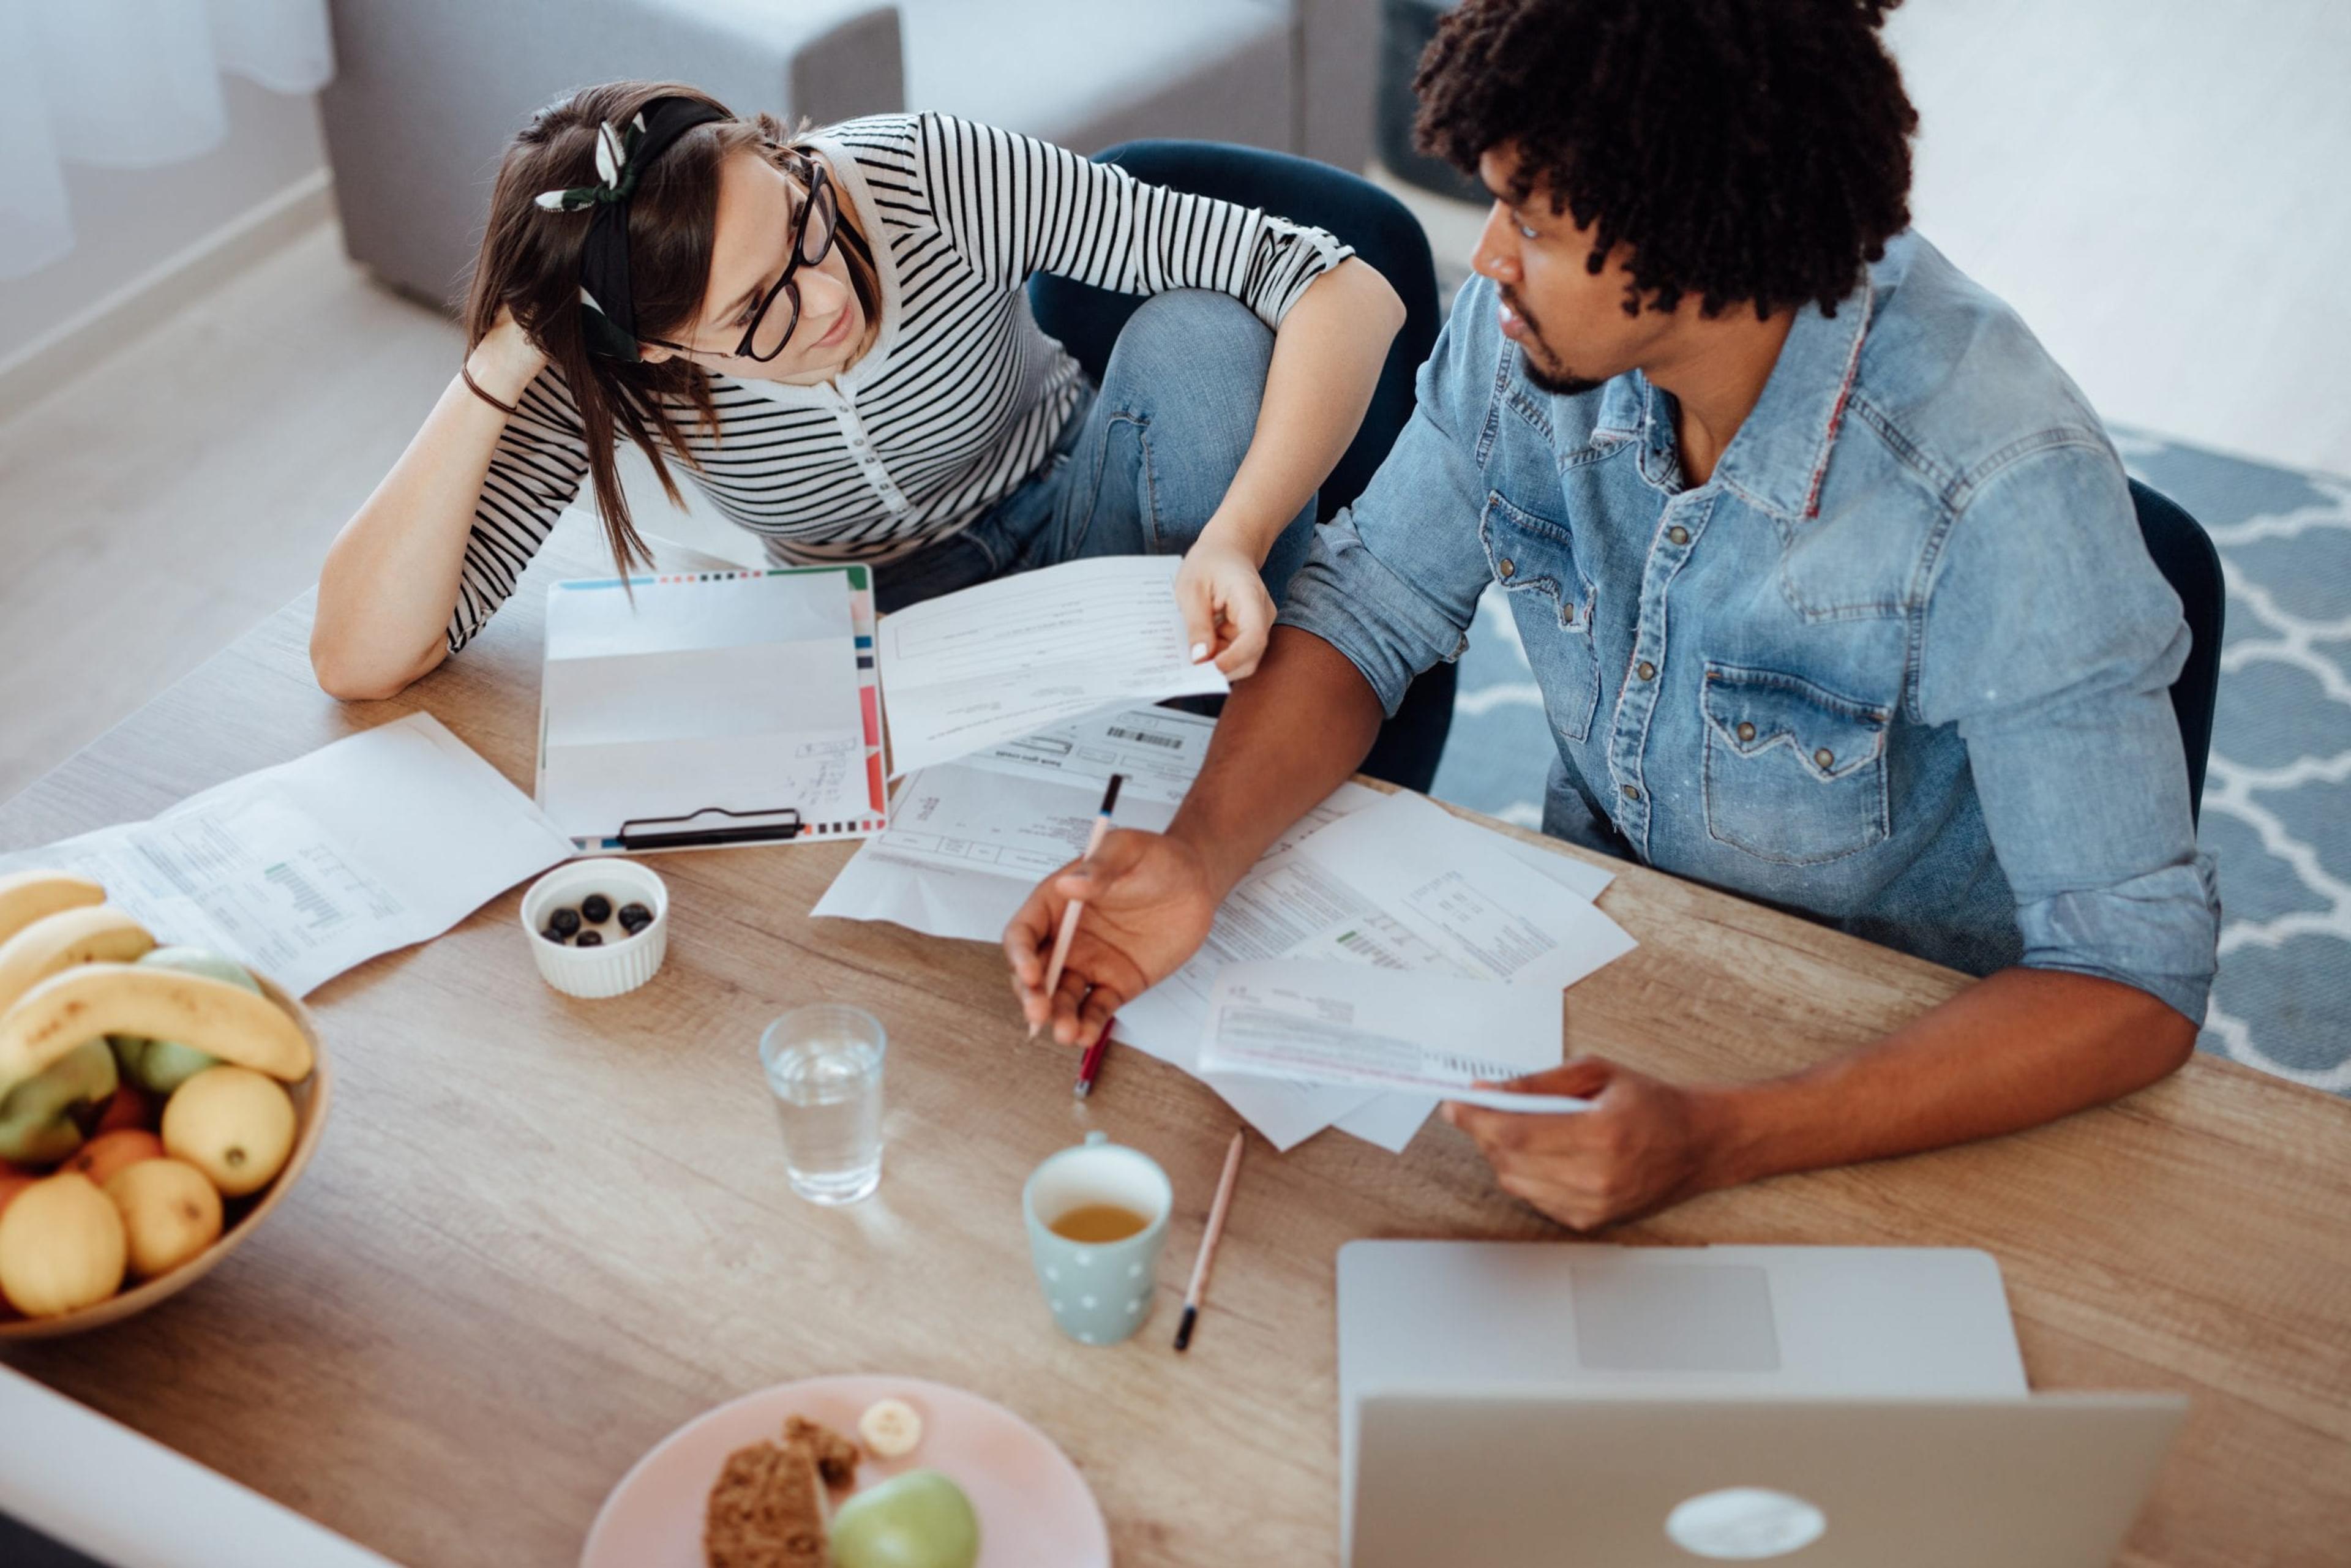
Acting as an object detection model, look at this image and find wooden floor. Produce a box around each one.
[2,0,2347,805]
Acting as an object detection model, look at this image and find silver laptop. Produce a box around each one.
[1338,1242,2184,1566]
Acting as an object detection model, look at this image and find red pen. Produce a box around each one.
[1074,1017,1113,1098]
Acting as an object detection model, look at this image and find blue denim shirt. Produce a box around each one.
[1281,233,2220,1021]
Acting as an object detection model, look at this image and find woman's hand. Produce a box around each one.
[466,306,549,406]
[1175,531,1278,678]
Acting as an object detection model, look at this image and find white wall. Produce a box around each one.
[0,75,326,369]
[1886,0,2351,475]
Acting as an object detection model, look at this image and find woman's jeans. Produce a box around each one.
[876,289,1314,613]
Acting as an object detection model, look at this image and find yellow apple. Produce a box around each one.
[105,1157,223,1279]
[162,1067,294,1199]
[0,1172,126,1316]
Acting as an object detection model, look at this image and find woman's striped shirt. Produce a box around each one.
[448,111,1353,651]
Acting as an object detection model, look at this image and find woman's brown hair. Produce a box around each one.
[460,80,878,578]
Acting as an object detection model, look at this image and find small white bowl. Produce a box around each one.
[522,858,669,999]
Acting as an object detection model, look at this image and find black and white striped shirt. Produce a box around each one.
[449,112,1354,651]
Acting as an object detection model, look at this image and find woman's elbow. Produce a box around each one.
[1352,260,1408,342]
[310,631,433,703]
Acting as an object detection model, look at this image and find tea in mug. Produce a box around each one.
[1048,1202,1150,1243]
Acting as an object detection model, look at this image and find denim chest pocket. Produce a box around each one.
[1480,490,1600,741]
[1700,662,1891,865]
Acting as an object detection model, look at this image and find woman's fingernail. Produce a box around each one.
[1190,642,1210,662]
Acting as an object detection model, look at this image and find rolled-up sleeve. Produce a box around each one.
[1916,438,2221,1021]
[1277,288,1500,714]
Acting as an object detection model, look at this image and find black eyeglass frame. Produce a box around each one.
[641,151,841,364]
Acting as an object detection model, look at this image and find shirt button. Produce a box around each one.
[1813,748,1835,768]
[1636,660,1656,681]
[1736,721,1757,742]
[1621,783,1640,801]
[1668,525,1690,546]
[1498,558,1515,579]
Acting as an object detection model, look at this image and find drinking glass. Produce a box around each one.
[759,1004,886,1204]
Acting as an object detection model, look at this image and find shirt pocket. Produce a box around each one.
[1700,661,1891,866]
[1480,489,1600,741]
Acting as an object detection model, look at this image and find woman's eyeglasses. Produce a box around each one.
[647,153,842,363]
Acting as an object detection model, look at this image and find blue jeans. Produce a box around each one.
[875,289,1316,613]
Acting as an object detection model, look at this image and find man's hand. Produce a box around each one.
[1174,533,1279,678]
[1442,1057,1731,1231]
[1003,830,1221,1046]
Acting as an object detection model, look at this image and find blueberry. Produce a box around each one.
[575,929,604,948]
[550,907,581,937]
[617,902,652,933]
[540,925,567,943]
[581,893,613,924]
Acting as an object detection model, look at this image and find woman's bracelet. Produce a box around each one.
[459,361,520,418]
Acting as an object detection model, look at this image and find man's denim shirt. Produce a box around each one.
[1281,233,2221,1020]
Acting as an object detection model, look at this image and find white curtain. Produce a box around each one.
[0,0,334,282]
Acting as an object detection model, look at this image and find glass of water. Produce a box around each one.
[759,1004,887,1205]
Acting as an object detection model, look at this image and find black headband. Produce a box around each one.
[534,96,730,361]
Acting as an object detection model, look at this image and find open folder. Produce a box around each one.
[535,554,1227,853]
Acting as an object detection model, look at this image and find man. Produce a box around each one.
[1003,0,2219,1229]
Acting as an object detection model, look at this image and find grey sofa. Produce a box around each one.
[321,0,1378,313]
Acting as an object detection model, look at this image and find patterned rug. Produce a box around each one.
[1429,432,2351,1093]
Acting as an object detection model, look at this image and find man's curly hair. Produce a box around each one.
[1415,0,1918,318]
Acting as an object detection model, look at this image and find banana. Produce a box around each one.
[0,871,105,947]
[858,1398,924,1459]
[0,962,311,1095]
[0,906,156,1018]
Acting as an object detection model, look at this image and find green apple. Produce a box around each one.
[0,1039,119,1165]
[829,1469,981,1568]
[108,947,253,1093]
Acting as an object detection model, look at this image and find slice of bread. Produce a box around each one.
[705,1431,832,1568]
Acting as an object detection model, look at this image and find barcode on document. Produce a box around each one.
[1108,728,1185,750]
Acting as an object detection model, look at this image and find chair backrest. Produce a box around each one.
[1027,140,1443,522]
[2128,478,2224,823]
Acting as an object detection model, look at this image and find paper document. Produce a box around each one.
[0,714,576,995]
[811,706,1212,938]
[1114,789,1635,1148]
[1198,961,1575,1104]
[539,566,887,850]
[876,555,1228,776]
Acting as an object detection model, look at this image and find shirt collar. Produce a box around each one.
[1706,268,1875,521]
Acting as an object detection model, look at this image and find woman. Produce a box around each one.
[311,81,1404,700]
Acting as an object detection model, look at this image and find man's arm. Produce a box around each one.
[1169,628,1387,890]
[1448,967,2194,1230]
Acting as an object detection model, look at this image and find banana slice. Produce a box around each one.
[858,1398,924,1460]
[0,962,312,1095]
[0,871,105,948]
[0,905,155,1018]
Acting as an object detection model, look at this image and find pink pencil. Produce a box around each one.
[1033,773,1123,1040]
[1174,1130,1247,1352]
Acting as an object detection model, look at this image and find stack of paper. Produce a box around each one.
[816,703,1638,1153]
[1114,788,1634,1151]
[0,715,576,995]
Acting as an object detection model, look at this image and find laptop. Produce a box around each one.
[1338,1242,2184,1567]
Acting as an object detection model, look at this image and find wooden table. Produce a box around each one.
[4,522,2348,1567]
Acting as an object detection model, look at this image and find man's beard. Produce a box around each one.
[1504,290,1605,397]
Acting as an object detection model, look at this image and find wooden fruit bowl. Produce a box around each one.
[0,972,331,1340]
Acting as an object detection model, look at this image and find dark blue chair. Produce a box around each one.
[2131,479,2224,823]
[1029,140,1456,793]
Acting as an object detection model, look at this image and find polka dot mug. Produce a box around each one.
[1022,1130,1172,1346]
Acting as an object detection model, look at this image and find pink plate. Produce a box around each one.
[580,1375,1110,1567]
